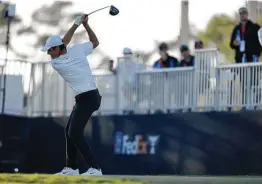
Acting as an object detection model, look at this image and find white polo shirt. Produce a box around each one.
[51,41,97,96]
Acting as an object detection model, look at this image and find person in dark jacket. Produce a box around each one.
[229,7,262,110]
[153,42,179,68]
[179,45,194,67]
[230,7,262,63]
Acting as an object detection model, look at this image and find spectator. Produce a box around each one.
[194,40,204,50]
[108,60,116,74]
[122,47,133,56]
[177,45,195,111]
[109,47,134,74]
[230,7,262,63]
[153,42,179,68]
[179,45,194,67]
[229,7,262,110]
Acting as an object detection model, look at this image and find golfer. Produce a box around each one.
[41,14,102,176]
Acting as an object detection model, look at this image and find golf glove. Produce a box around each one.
[74,15,82,26]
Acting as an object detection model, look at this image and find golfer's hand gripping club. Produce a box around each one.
[81,14,89,25]
[74,14,89,27]
[74,15,82,26]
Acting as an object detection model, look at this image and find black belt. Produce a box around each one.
[75,89,98,101]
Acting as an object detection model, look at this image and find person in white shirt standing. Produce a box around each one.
[41,14,102,176]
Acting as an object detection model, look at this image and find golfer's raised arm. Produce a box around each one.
[82,15,99,49]
[63,16,82,45]
[63,24,78,45]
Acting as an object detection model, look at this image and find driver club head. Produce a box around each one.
[109,5,119,16]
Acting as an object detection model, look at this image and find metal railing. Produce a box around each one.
[0,59,32,93]
[22,48,222,116]
[2,48,262,116]
[215,62,262,110]
[193,48,220,111]
[120,67,195,113]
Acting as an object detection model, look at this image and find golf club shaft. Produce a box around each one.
[87,5,111,16]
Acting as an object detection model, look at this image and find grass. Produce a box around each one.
[0,174,148,184]
[2,174,262,184]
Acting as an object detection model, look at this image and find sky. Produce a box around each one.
[6,0,245,65]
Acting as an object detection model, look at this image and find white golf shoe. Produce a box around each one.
[81,167,103,176]
[54,167,79,175]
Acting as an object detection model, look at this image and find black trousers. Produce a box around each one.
[65,89,101,170]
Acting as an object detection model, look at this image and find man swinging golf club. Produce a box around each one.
[41,14,102,176]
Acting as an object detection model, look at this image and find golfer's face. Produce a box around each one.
[48,47,60,59]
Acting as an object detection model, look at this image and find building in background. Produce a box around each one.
[246,0,259,23]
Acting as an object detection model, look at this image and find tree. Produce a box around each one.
[257,12,262,26]
[196,14,238,63]
[14,1,74,59]
[7,1,110,67]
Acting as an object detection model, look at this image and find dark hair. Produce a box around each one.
[48,44,66,53]
[180,44,189,52]
[239,7,248,14]
[195,40,203,48]
[159,42,168,51]
[59,44,66,50]
[195,40,203,45]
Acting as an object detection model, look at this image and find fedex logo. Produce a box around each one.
[114,131,160,155]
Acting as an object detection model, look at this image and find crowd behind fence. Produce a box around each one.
[1,48,262,117]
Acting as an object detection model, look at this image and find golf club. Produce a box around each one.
[87,5,119,16]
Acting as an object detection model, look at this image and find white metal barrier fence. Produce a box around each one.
[0,59,32,93]
[22,48,223,116]
[215,62,262,110]
[1,48,262,116]
[120,67,195,113]
[193,48,220,111]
